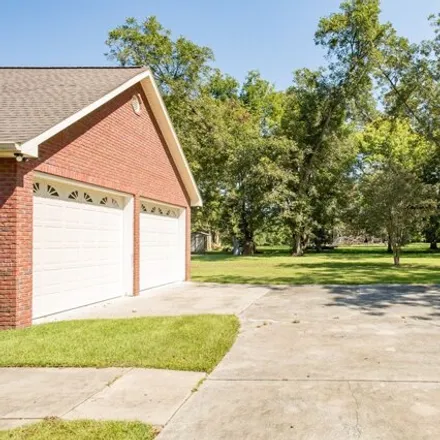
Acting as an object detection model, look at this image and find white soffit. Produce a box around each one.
[17,69,202,207]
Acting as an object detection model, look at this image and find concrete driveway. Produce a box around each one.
[157,284,440,440]
[30,282,440,438]
[35,282,270,323]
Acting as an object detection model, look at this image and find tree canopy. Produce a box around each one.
[106,0,440,264]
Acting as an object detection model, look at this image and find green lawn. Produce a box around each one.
[191,243,440,285]
[0,315,239,372]
[0,419,156,440]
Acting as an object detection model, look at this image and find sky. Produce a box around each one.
[1,0,438,90]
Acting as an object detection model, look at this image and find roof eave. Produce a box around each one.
[17,69,152,158]
[0,142,38,158]
[14,69,202,207]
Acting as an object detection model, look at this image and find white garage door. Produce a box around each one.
[140,201,186,290]
[33,177,127,318]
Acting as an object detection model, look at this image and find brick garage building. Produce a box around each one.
[0,67,202,329]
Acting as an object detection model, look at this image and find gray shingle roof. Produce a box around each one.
[0,67,148,143]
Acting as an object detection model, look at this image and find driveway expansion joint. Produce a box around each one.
[237,288,272,316]
[60,368,134,418]
[157,373,208,430]
[348,381,362,439]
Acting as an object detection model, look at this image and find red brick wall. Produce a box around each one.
[0,83,191,328]
[0,161,33,328]
[0,160,19,328]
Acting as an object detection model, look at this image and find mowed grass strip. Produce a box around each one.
[0,419,156,440]
[0,315,239,372]
[191,244,440,285]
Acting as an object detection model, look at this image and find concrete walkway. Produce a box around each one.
[0,367,205,429]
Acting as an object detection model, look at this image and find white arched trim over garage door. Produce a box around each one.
[32,173,134,319]
[139,200,186,290]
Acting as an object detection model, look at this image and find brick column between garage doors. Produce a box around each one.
[0,162,33,329]
[132,195,141,297]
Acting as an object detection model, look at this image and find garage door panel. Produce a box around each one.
[33,283,120,318]
[140,201,185,291]
[33,179,126,318]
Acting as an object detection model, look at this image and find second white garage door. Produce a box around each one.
[140,201,186,290]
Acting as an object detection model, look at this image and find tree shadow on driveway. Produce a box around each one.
[325,285,440,321]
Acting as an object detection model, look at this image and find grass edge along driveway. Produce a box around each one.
[0,419,157,440]
[0,315,239,372]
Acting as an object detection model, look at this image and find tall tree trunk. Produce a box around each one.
[240,211,255,256]
[387,235,393,253]
[211,230,221,250]
[242,239,256,255]
[392,244,400,267]
[242,225,256,256]
[425,216,439,251]
[292,232,304,256]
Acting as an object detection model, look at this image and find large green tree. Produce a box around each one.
[356,118,435,265]
[217,72,293,254]
[375,13,440,250]
[359,167,433,265]
[106,17,229,240]
[279,0,389,255]
[106,16,213,96]
[377,14,440,148]
[281,69,351,254]
[106,18,291,252]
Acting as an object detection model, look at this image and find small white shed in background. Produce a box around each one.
[191,231,211,254]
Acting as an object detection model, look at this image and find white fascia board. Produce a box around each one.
[14,68,202,207]
[140,75,203,207]
[18,70,152,157]
[19,143,38,157]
